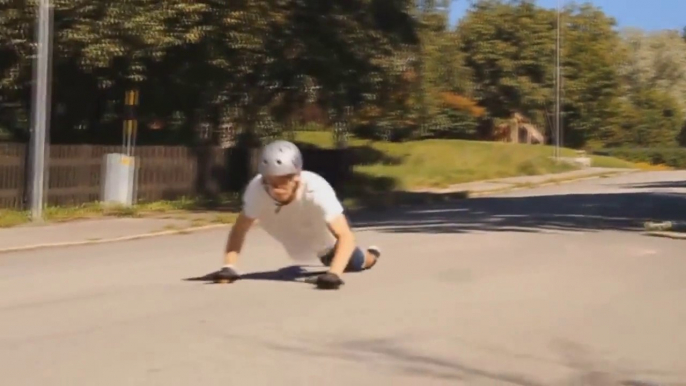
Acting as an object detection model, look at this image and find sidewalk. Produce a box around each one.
[0,167,635,253]
[409,167,633,195]
[0,217,229,254]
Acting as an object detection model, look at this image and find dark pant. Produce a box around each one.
[318,245,367,272]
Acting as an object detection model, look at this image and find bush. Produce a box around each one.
[592,148,686,169]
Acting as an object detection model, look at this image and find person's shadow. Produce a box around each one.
[184,265,326,285]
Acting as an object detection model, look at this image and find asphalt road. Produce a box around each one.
[1,171,686,386]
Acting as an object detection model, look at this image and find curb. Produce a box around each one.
[643,231,686,240]
[0,223,230,255]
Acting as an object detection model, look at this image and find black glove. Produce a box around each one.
[214,266,240,283]
[316,272,344,290]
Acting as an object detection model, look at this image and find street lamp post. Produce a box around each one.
[554,0,562,159]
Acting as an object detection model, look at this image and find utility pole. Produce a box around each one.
[554,0,562,159]
[28,0,53,221]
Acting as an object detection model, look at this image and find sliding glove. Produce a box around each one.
[315,272,344,290]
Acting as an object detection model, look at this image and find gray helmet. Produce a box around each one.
[257,140,303,176]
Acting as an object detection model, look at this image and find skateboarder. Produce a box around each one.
[216,139,381,289]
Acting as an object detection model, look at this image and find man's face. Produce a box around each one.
[264,173,300,203]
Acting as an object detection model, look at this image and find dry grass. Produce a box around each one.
[630,162,674,171]
[0,197,238,228]
[590,155,655,169]
[0,210,29,228]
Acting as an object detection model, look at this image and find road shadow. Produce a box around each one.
[243,335,675,385]
[549,339,671,386]
[184,265,325,285]
[238,335,542,385]
[347,190,686,234]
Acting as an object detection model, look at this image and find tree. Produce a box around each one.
[0,0,420,144]
[456,0,556,133]
[557,2,625,148]
[618,27,686,112]
[616,88,683,147]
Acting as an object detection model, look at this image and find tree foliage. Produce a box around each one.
[0,0,684,148]
[0,0,419,143]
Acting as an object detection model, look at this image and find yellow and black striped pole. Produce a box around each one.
[122,89,139,157]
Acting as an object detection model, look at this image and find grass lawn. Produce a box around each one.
[292,131,639,190]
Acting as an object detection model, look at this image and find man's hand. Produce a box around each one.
[325,214,356,276]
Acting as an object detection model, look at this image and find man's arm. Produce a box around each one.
[325,214,356,276]
[310,176,352,277]
[223,212,256,266]
[223,175,262,267]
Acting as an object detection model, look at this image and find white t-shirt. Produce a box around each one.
[242,171,345,262]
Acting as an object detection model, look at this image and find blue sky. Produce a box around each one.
[449,0,685,31]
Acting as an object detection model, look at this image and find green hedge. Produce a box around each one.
[592,148,686,169]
